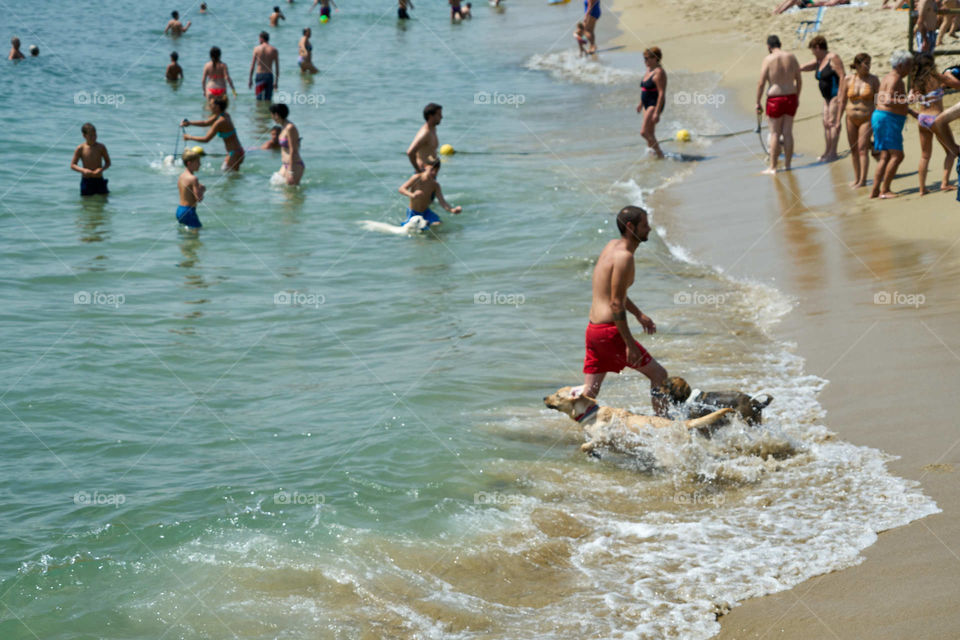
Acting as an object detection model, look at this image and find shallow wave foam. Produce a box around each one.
[525,50,642,85]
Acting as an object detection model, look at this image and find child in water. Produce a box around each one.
[166,51,183,82]
[176,148,206,229]
[70,123,111,196]
[574,22,588,57]
[398,159,461,229]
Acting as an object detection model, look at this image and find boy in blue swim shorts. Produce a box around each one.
[176,148,206,229]
[397,159,462,230]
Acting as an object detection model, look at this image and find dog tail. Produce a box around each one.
[686,407,734,430]
[750,393,774,409]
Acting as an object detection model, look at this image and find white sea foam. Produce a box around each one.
[525,50,642,85]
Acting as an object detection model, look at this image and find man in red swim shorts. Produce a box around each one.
[579,206,669,417]
[756,34,802,174]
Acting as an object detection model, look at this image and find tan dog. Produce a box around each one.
[543,386,733,455]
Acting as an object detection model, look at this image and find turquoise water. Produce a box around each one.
[0,2,938,638]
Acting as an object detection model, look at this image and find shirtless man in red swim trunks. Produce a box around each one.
[579,206,669,420]
[756,35,802,174]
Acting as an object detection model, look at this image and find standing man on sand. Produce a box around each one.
[756,35,801,175]
[577,206,669,418]
[406,103,442,171]
[871,51,916,199]
[249,32,279,102]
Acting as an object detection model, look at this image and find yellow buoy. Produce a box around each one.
[439,144,455,156]
[192,146,206,156]
[676,129,691,142]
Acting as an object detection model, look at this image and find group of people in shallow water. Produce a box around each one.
[756,33,960,199]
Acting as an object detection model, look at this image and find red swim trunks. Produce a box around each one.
[765,94,798,119]
[583,322,652,374]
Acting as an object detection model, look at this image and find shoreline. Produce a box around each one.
[605,1,960,637]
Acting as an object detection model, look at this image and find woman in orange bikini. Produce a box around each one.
[910,53,960,194]
[838,53,879,188]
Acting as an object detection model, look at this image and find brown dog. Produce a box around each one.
[543,386,734,455]
[655,376,773,425]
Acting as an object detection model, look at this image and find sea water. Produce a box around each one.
[0,1,937,638]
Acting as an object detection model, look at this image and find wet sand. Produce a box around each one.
[607,0,960,637]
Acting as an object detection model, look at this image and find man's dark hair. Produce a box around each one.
[172,10,179,19]
[429,158,442,170]
[767,35,781,49]
[170,51,179,61]
[616,206,647,236]
[81,122,96,136]
[269,103,289,119]
[260,31,270,42]
[423,103,442,121]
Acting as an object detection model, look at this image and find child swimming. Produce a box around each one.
[176,148,206,229]
[397,159,461,229]
[70,123,111,196]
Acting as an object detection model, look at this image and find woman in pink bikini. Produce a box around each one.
[910,53,960,194]
[269,103,304,185]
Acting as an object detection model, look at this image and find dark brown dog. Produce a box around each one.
[655,376,773,425]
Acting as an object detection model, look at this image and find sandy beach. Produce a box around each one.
[607,0,960,637]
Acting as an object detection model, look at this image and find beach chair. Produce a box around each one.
[796,6,825,42]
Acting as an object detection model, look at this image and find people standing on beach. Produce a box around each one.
[165,11,192,36]
[166,51,184,83]
[298,28,319,74]
[398,160,462,229]
[249,32,279,102]
[71,123,111,196]
[269,103,305,185]
[871,51,916,199]
[176,148,206,230]
[773,0,849,14]
[202,47,236,99]
[801,36,844,162]
[637,47,666,160]
[915,0,939,53]
[910,53,960,194]
[183,97,246,171]
[583,0,600,55]
[937,0,959,45]
[270,6,286,26]
[837,53,879,188]
[756,35,801,174]
[574,22,588,57]
[398,0,414,19]
[8,37,24,60]
[407,103,442,171]
[577,206,668,416]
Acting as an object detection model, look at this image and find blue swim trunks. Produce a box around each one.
[255,72,274,101]
[584,0,601,19]
[404,208,441,228]
[80,177,109,196]
[872,110,906,152]
[176,205,202,228]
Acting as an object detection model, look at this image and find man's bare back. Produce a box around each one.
[253,43,278,74]
[761,49,801,97]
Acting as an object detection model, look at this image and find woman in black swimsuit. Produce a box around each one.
[637,47,667,159]
[800,35,845,162]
